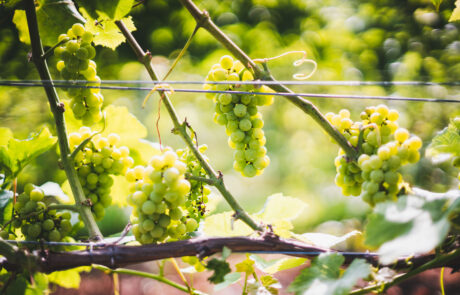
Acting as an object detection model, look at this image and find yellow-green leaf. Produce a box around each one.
[80,7,136,50]
[202,211,253,237]
[255,193,308,223]
[47,266,91,289]
[110,175,130,206]
[0,128,13,146]
[450,0,460,22]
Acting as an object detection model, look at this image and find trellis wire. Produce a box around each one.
[3,237,378,257]
[1,80,460,86]
[1,80,459,103]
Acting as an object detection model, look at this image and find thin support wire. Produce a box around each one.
[0,81,459,103]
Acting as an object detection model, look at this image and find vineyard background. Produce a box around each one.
[0,0,460,294]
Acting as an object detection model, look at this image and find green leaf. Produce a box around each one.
[12,0,86,46]
[255,193,308,223]
[206,258,231,284]
[289,253,371,295]
[235,255,255,275]
[202,211,253,237]
[260,275,282,295]
[79,8,136,50]
[0,128,57,181]
[251,255,307,275]
[426,118,460,157]
[293,230,361,249]
[110,175,131,206]
[431,0,443,11]
[47,266,91,289]
[214,272,242,291]
[450,0,460,22]
[0,128,13,146]
[75,0,134,20]
[365,190,460,264]
[0,190,13,225]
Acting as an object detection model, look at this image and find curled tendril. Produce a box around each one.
[254,50,318,80]
[142,83,175,108]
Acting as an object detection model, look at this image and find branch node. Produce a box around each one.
[57,102,65,112]
[81,199,92,207]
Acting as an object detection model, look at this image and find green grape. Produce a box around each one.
[205,57,273,177]
[54,23,103,125]
[328,106,421,206]
[70,127,133,220]
[127,146,203,244]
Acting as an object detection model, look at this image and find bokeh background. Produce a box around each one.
[1,0,460,293]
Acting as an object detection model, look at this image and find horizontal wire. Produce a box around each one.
[1,80,459,103]
[1,79,460,86]
[3,237,378,256]
[4,236,136,247]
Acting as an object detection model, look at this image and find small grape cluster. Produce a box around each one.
[327,105,422,206]
[126,148,199,244]
[69,127,134,220]
[204,55,273,177]
[54,23,103,125]
[176,144,211,221]
[1,184,73,242]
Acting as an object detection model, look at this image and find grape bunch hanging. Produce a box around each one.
[204,55,273,177]
[327,105,421,206]
[1,184,73,243]
[126,147,206,244]
[69,127,134,220]
[54,23,103,125]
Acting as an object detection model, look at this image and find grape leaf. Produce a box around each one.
[75,0,134,20]
[206,258,231,284]
[0,128,57,182]
[0,127,13,146]
[251,255,307,275]
[293,230,361,249]
[0,190,13,225]
[289,253,371,295]
[110,175,131,206]
[47,266,91,289]
[203,211,253,237]
[214,272,242,291]
[203,193,307,237]
[12,0,86,46]
[235,255,255,275]
[255,193,308,223]
[365,189,460,264]
[79,8,136,50]
[431,0,443,11]
[450,0,460,22]
[426,118,460,157]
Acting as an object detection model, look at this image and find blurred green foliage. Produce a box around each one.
[0,0,459,238]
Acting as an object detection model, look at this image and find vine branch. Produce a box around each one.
[179,0,359,160]
[115,20,261,231]
[24,0,102,240]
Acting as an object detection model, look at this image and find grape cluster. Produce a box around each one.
[69,127,134,220]
[327,105,422,206]
[204,55,273,177]
[176,144,211,221]
[54,23,103,125]
[1,184,73,242]
[126,147,199,244]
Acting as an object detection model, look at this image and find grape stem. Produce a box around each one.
[93,265,206,295]
[179,0,359,160]
[47,204,79,212]
[184,173,216,186]
[115,20,261,231]
[24,0,102,241]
